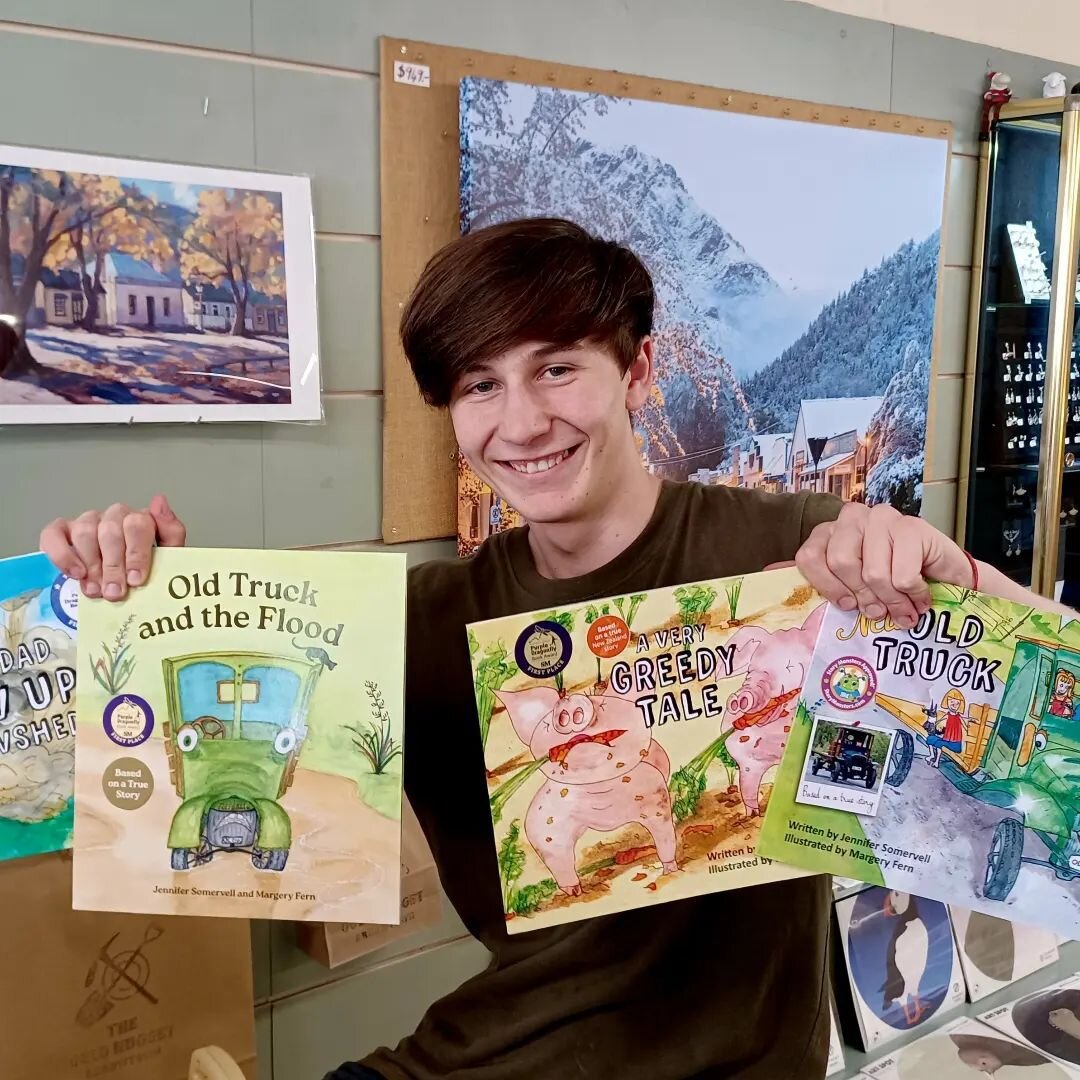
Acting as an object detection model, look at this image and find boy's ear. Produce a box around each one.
[625,337,654,412]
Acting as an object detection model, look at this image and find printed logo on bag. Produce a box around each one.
[50,572,78,629]
[103,694,155,747]
[76,923,164,1027]
[821,656,877,710]
[515,620,573,679]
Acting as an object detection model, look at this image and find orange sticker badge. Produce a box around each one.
[587,615,631,658]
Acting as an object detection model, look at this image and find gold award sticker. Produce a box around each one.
[102,757,154,809]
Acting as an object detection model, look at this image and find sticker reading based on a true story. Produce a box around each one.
[104,694,155,748]
[587,614,631,659]
[102,757,154,809]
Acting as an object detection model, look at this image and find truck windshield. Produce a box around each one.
[178,661,236,731]
[239,665,303,740]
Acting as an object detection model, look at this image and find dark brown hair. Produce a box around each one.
[400,217,654,407]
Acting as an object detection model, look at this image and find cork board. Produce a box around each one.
[379,35,953,543]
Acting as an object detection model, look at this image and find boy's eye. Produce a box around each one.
[470,380,495,395]
[543,365,571,378]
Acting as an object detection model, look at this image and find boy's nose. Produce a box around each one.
[498,387,552,446]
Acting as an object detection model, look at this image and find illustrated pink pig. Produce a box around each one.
[496,684,679,896]
[723,603,826,816]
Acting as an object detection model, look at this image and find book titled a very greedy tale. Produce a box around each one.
[467,566,825,933]
[73,548,406,922]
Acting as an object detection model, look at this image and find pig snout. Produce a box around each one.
[553,693,594,735]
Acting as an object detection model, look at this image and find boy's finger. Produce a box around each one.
[149,494,187,547]
[39,519,87,581]
[123,511,157,586]
[98,504,130,601]
[70,511,104,598]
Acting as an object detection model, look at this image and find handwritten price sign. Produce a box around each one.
[394,62,430,88]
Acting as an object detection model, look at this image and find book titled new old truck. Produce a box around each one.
[759,583,1080,939]
[73,548,406,922]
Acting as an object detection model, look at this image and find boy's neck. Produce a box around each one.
[525,468,662,580]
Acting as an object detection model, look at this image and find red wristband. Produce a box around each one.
[963,550,979,592]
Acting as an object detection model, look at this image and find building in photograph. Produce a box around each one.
[35,267,86,327]
[90,254,186,330]
[789,397,882,497]
[183,283,238,332]
[742,433,792,492]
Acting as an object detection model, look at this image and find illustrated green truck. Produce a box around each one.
[162,651,322,872]
[878,636,1080,903]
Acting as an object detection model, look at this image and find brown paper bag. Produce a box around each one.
[296,796,442,968]
[0,851,256,1080]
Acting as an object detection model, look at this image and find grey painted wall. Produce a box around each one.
[0,2,1071,1076]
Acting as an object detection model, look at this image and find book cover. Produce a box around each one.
[0,551,78,861]
[73,548,407,922]
[759,585,1080,939]
[835,885,964,1051]
[949,905,1059,1002]
[980,976,1080,1076]
[860,1016,1074,1079]
[466,566,825,932]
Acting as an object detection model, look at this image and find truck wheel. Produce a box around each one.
[171,848,195,870]
[865,765,877,789]
[885,731,914,787]
[831,763,843,784]
[252,847,289,872]
[984,818,1025,901]
[812,759,820,775]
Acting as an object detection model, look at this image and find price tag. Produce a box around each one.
[394,61,431,88]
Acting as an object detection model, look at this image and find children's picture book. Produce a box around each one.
[949,905,1059,1002]
[759,585,1080,939]
[980,976,1080,1075]
[835,885,964,1051]
[466,566,825,932]
[73,548,407,922]
[860,1016,1074,1079]
[0,551,78,861]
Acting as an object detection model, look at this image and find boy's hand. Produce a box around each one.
[794,502,975,629]
[39,494,187,601]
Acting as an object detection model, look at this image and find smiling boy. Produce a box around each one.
[41,217,1071,1079]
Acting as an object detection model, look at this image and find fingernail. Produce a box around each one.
[127,570,143,586]
[865,603,886,618]
[838,596,857,610]
[104,583,123,600]
[83,582,101,598]
[896,615,914,630]
[69,566,85,580]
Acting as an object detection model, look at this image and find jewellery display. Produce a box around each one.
[1006,220,1052,302]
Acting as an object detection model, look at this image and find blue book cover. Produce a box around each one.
[0,551,78,860]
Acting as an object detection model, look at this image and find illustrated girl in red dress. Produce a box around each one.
[926,688,966,767]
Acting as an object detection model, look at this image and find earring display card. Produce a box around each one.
[948,905,1059,1002]
[860,1016,1076,1079]
[979,975,1080,1077]
[1007,221,1052,304]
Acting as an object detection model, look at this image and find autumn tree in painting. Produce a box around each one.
[0,167,171,341]
[180,189,284,336]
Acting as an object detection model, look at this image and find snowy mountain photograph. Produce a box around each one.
[456,77,949,554]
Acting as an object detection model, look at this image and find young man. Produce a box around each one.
[40,218,1072,1079]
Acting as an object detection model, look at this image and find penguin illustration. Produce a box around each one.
[951,1031,1053,1073]
[880,891,931,1026]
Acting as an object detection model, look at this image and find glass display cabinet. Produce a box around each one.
[958,96,1080,602]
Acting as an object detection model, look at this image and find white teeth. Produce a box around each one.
[509,449,571,474]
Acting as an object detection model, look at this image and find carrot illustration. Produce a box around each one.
[730,687,800,729]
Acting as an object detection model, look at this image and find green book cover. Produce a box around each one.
[758,583,1080,939]
[73,547,406,922]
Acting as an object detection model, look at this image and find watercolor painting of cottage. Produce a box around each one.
[0,144,319,423]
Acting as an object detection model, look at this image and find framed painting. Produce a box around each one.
[455,76,950,554]
[0,143,320,423]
